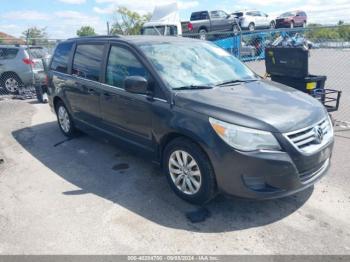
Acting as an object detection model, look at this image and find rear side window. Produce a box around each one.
[0,48,19,60]
[72,44,104,81]
[50,42,73,73]
[190,11,209,21]
[106,46,148,88]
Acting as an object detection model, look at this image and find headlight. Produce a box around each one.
[209,117,281,152]
[327,114,334,138]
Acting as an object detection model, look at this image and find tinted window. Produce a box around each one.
[106,46,148,88]
[50,42,73,73]
[72,44,104,81]
[190,11,209,21]
[0,48,19,60]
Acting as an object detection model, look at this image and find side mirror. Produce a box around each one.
[124,76,149,95]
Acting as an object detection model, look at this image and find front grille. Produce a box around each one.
[284,118,333,154]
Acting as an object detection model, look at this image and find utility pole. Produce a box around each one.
[107,21,110,35]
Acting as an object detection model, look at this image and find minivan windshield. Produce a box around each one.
[139,41,257,89]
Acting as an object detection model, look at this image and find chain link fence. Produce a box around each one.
[183,26,350,126]
[0,26,349,126]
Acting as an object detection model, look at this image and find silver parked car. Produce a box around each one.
[0,45,48,94]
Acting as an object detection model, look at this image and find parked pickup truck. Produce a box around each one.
[187,10,240,40]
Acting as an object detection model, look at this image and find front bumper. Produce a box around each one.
[206,135,333,200]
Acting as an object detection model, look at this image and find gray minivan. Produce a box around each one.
[48,36,334,205]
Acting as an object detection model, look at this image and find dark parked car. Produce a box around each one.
[188,10,240,40]
[275,11,307,29]
[48,36,334,205]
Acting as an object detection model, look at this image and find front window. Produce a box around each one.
[106,45,148,88]
[139,41,257,89]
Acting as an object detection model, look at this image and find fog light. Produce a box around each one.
[242,175,266,191]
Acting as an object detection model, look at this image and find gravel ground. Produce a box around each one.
[0,98,349,255]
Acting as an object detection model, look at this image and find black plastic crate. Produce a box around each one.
[265,47,309,78]
[311,89,342,112]
[271,74,327,94]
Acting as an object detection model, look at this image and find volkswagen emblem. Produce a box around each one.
[313,126,324,144]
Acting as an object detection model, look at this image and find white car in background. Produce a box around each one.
[232,10,276,31]
[141,2,182,36]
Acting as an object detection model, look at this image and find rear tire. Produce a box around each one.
[199,29,207,40]
[163,137,217,205]
[0,73,23,94]
[248,23,255,31]
[55,101,77,138]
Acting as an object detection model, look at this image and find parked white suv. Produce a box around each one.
[232,10,275,31]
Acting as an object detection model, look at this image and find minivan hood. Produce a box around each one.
[174,80,326,133]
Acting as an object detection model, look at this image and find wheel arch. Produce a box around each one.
[0,71,23,83]
[198,26,208,33]
[158,131,211,169]
[53,96,64,112]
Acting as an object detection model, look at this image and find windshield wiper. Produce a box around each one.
[216,79,258,87]
[173,85,214,90]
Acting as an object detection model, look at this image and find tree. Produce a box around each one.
[22,27,48,45]
[77,26,97,37]
[111,7,151,35]
[338,20,344,26]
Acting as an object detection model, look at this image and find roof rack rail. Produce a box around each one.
[67,35,123,40]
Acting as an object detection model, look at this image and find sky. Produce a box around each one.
[0,0,349,39]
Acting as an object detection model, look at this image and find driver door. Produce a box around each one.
[100,44,153,150]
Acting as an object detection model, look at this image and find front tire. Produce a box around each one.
[248,23,255,31]
[163,138,217,205]
[55,101,77,138]
[270,21,275,29]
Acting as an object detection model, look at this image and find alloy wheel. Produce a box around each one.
[58,106,70,134]
[168,150,202,195]
[4,78,19,93]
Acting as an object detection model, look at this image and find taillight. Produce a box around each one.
[188,22,193,31]
[23,58,34,66]
[44,75,49,86]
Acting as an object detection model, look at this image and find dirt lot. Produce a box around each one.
[0,98,349,255]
